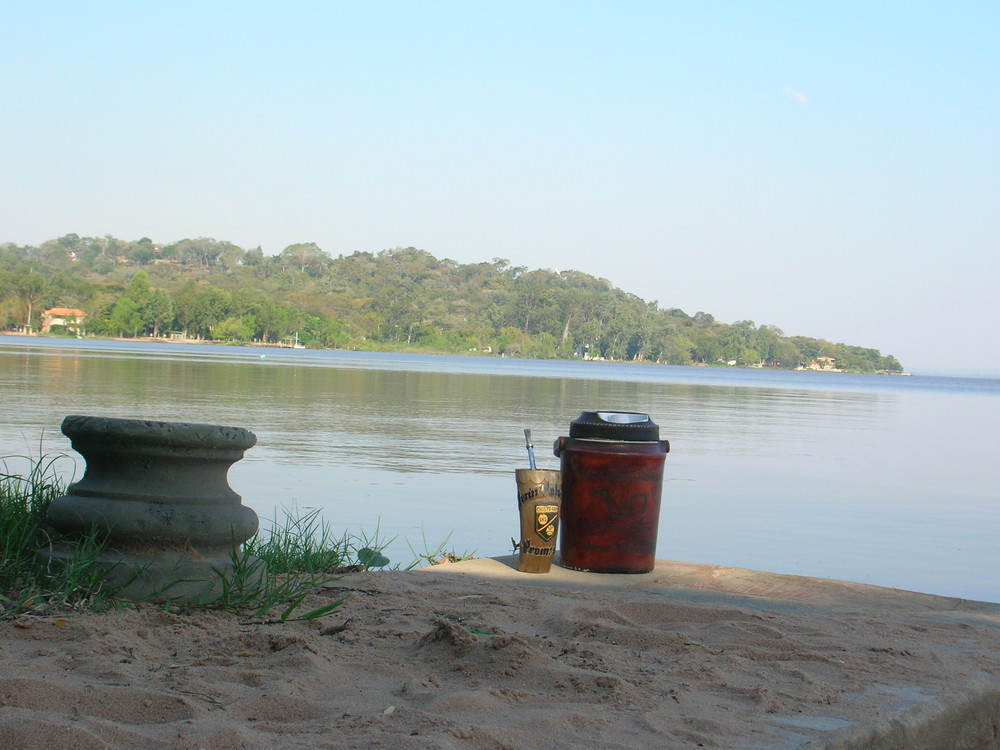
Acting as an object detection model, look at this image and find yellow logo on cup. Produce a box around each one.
[534,504,559,541]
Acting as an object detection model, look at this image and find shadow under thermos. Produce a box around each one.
[554,411,669,574]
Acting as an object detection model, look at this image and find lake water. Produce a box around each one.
[2,336,998,601]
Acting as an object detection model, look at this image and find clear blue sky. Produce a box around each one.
[3,2,998,372]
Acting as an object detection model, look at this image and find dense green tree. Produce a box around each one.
[17,271,46,330]
[162,238,242,267]
[125,237,156,265]
[145,289,175,337]
[279,243,331,276]
[108,297,142,337]
[769,339,802,368]
[691,337,717,364]
[37,238,74,267]
[173,281,231,337]
[243,246,264,266]
[213,316,254,341]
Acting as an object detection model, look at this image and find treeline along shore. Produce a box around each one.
[1,235,903,373]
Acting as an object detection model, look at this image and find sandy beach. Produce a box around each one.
[2,557,999,749]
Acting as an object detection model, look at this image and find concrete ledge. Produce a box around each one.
[420,556,1000,749]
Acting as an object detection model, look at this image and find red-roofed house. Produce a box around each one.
[41,308,87,334]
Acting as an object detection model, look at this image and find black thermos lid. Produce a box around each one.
[568,411,660,442]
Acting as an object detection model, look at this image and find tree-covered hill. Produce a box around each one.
[0,234,903,373]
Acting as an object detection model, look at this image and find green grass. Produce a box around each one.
[404,527,477,570]
[0,453,67,568]
[0,452,120,614]
[1,454,475,622]
[196,509,395,622]
[245,507,390,575]
[0,455,394,620]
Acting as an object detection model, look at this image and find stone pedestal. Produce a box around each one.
[41,415,262,603]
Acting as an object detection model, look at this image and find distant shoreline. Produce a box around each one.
[8,330,999,379]
[1,331,917,376]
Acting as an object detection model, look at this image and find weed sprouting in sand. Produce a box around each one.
[193,508,396,621]
[404,526,476,570]
[245,507,360,575]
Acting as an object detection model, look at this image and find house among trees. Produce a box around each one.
[804,356,839,371]
[41,307,87,334]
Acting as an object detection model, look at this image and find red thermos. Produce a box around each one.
[554,411,669,573]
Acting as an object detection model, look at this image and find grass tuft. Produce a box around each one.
[1,459,395,621]
[404,527,477,570]
[182,509,395,621]
[246,507,363,575]
[0,451,102,615]
[2,455,468,622]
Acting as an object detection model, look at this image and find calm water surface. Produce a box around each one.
[2,337,998,601]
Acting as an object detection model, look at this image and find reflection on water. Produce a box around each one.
[2,338,998,601]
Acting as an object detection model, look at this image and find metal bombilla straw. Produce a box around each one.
[515,427,559,573]
[524,429,537,470]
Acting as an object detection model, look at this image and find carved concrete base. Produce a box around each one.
[41,415,263,603]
